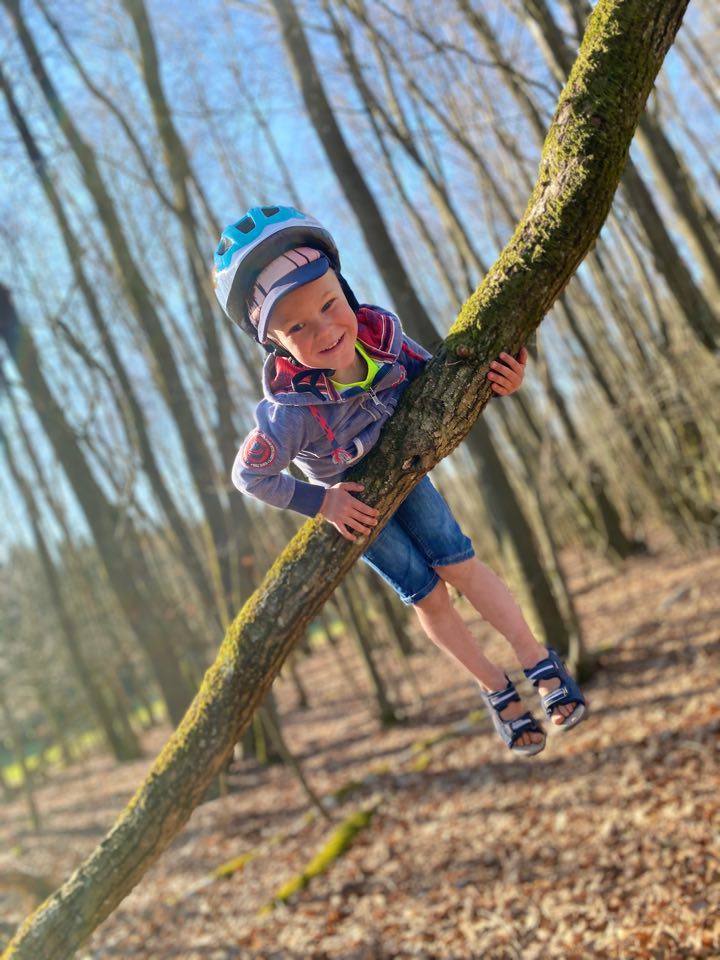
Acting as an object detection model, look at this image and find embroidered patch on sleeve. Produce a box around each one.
[241,430,277,469]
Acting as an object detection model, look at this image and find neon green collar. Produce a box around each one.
[330,341,381,391]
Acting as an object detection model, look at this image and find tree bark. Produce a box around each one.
[518,0,719,350]
[0,289,196,725]
[0,64,222,628]
[270,0,440,346]
[1,0,251,620]
[0,2,688,956]
[121,0,258,617]
[1,422,142,761]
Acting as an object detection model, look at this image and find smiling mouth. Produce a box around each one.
[320,334,344,353]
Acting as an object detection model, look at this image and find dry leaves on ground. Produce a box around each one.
[1,538,718,959]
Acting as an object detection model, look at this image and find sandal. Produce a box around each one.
[480,675,546,757]
[524,647,587,730]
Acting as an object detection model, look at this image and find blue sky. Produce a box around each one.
[0,0,717,562]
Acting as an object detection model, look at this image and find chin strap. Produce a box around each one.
[338,272,359,312]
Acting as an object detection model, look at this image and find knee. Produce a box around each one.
[436,556,476,589]
[413,579,450,615]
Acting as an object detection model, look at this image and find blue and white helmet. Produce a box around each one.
[212,205,342,340]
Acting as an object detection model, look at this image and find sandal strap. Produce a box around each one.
[508,712,541,733]
[480,677,545,751]
[524,648,586,718]
[542,684,572,709]
[506,711,544,748]
[484,675,521,713]
[524,657,561,686]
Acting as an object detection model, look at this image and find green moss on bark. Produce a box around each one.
[261,804,380,912]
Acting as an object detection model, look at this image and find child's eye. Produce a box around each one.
[289,323,304,334]
[321,298,335,312]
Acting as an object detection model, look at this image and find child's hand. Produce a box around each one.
[319,482,380,541]
[487,347,528,396]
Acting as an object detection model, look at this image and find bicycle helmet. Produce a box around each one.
[213,205,356,345]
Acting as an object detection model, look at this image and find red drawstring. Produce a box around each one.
[308,405,353,464]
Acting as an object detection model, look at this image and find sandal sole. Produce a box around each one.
[550,701,588,732]
[512,739,547,757]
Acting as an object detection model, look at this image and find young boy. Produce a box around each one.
[213,205,586,756]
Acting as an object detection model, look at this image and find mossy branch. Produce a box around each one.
[2,2,689,957]
[260,804,380,913]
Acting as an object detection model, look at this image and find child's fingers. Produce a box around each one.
[346,516,374,535]
[338,483,379,516]
[350,499,379,518]
[488,372,516,391]
[335,521,356,541]
[342,502,378,526]
[492,353,522,372]
[348,512,378,529]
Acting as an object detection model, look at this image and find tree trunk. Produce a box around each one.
[1,426,143,761]
[121,0,259,617]
[518,0,719,350]
[0,3,688,955]
[0,686,41,832]
[270,0,440,346]
[336,584,398,726]
[0,292,196,725]
[1,0,252,620]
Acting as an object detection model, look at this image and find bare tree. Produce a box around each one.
[0,285,196,724]
[270,0,440,345]
[1,401,142,761]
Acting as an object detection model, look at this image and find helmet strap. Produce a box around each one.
[338,272,360,312]
[261,338,294,359]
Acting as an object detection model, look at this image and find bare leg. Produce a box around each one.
[413,580,543,747]
[434,557,574,725]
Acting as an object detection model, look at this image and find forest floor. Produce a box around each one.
[1,535,719,960]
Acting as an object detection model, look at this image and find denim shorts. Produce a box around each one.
[361,475,475,605]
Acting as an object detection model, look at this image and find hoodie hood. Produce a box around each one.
[262,305,404,405]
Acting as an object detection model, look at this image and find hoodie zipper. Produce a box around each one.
[367,386,391,417]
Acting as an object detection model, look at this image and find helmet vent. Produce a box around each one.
[237,215,255,234]
[261,206,279,216]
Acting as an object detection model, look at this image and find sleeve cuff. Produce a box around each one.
[287,481,326,517]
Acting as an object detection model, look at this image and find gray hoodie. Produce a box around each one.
[232,305,431,516]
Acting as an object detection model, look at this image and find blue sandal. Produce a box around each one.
[524,647,587,730]
[480,675,546,757]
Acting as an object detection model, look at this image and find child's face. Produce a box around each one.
[266,271,358,377]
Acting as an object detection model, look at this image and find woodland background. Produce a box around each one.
[0,0,718,957]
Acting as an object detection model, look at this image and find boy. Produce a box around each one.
[213,206,586,756]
